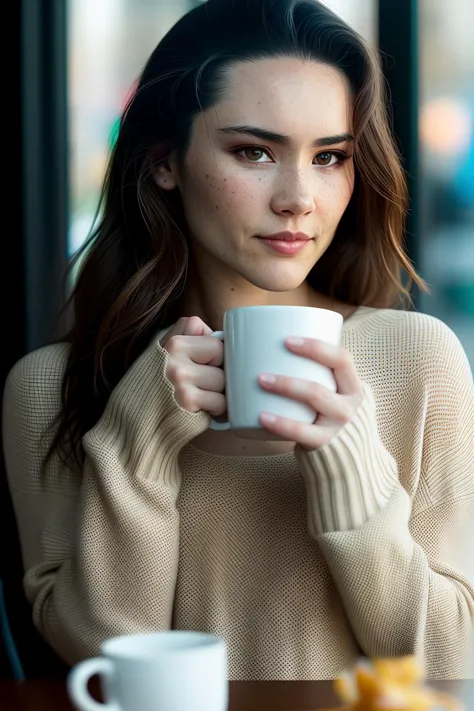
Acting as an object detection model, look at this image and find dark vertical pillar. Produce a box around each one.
[22,0,69,351]
[378,0,420,301]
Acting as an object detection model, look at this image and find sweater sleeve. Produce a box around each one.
[2,338,209,665]
[295,323,474,679]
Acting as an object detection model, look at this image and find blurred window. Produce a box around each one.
[418,0,474,366]
[67,0,197,256]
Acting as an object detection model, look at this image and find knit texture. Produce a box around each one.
[3,306,474,679]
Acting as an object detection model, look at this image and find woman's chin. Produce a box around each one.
[239,260,313,292]
[245,269,311,293]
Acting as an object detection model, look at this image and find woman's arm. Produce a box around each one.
[3,339,209,665]
[294,324,474,679]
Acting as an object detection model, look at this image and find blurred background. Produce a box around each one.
[2,0,473,679]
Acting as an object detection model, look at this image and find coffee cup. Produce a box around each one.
[67,630,228,711]
[209,305,343,439]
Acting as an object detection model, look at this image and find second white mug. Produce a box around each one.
[67,630,228,711]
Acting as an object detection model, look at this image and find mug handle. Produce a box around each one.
[209,331,230,431]
[67,658,120,711]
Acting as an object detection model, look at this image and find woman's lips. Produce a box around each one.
[256,238,311,255]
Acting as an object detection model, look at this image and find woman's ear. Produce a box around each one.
[153,155,180,191]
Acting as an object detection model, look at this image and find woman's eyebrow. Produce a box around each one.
[217,125,354,147]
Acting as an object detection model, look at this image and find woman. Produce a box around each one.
[3,0,473,680]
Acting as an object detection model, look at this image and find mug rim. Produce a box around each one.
[224,305,343,318]
[101,630,226,660]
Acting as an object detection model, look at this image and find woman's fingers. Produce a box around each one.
[174,384,226,417]
[160,316,213,345]
[258,373,352,423]
[285,337,362,395]
[165,334,224,367]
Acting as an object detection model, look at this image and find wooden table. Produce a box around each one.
[1,679,473,710]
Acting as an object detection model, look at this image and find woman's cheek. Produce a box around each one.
[218,173,268,216]
[322,169,354,215]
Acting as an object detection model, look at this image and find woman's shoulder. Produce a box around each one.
[348,306,472,380]
[350,304,463,344]
[3,342,70,418]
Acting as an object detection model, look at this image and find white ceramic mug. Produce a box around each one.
[67,631,228,711]
[209,305,343,439]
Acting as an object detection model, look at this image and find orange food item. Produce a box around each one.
[320,655,465,711]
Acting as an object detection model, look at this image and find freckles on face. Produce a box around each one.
[181,141,267,254]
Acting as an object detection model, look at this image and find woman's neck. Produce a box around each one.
[181,280,324,331]
[179,273,353,331]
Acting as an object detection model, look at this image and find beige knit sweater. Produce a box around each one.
[3,306,474,680]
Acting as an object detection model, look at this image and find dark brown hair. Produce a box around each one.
[48,0,426,470]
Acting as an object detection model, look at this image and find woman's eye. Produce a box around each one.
[314,151,342,167]
[236,147,271,163]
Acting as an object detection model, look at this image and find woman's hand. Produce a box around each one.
[161,316,226,417]
[257,337,364,451]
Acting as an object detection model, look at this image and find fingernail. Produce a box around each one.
[259,373,276,385]
[286,336,304,347]
[260,412,276,423]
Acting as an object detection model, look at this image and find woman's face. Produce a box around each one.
[156,57,355,293]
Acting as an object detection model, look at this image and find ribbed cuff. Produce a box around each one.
[83,338,209,483]
[295,383,400,536]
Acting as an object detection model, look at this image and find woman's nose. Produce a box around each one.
[270,183,316,216]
